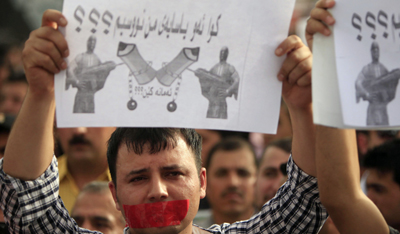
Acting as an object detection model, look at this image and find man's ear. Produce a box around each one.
[109,181,121,211]
[200,167,207,199]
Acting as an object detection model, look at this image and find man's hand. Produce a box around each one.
[22,10,69,96]
[305,0,336,51]
[275,35,312,111]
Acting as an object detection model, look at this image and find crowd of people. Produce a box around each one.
[0,0,399,233]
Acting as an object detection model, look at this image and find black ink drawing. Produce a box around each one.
[66,35,118,113]
[193,47,240,119]
[355,41,400,125]
[118,42,199,111]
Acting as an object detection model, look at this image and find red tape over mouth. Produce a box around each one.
[123,200,189,228]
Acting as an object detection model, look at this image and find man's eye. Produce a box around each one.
[264,171,277,178]
[166,171,183,177]
[130,176,146,182]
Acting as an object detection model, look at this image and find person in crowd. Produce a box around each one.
[254,137,291,210]
[195,137,257,227]
[0,9,324,234]
[71,181,125,234]
[0,73,28,115]
[0,113,15,159]
[56,126,116,212]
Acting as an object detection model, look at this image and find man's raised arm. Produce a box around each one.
[3,10,69,180]
[275,35,315,176]
[307,0,393,233]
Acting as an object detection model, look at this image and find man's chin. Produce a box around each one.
[129,225,182,234]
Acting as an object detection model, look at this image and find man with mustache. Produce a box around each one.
[196,137,257,227]
[56,126,115,212]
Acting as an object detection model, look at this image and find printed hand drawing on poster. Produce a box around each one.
[333,0,400,127]
[55,0,296,133]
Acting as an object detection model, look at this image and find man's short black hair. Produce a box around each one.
[205,136,256,170]
[363,138,400,186]
[258,137,292,168]
[107,128,202,186]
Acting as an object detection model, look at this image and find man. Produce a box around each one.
[196,47,240,119]
[56,126,116,212]
[307,1,398,233]
[0,10,325,234]
[71,181,125,234]
[0,74,28,115]
[363,140,400,231]
[355,41,399,126]
[254,137,291,210]
[195,137,257,227]
[66,35,117,113]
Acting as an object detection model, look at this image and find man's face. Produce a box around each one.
[109,136,206,234]
[371,46,379,62]
[72,191,125,234]
[56,127,115,163]
[219,48,228,62]
[0,132,9,158]
[255,146,290,209]
[206,147,257,217]
[366,169,400,227]
[87,36,97,53]
[0,82,28,115]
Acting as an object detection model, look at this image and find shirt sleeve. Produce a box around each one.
[389,226,400,234]
[205,155,328,234]
[0,156,99,234]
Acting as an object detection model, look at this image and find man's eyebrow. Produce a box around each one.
[161,165,185,171]
[126,168,149,177]
[92,216,110,222]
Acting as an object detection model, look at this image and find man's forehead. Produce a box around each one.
[210,148,255,169]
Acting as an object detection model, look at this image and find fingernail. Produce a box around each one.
[61,62,67,70]
[275,48,283,56]
[326,16,334,24]
[64,49,69,57]
[59,17,67,25]
[324,28,331,36]
[278,74,285,81]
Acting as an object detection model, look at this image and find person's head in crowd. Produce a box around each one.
[0,74,28,115]
[195,129,249,167]
[363,138,400,230]
[205,137,257,224]
[107,128,205,233]
[262,100,292,147]
[356,130,399,159]
[0,113,15,159]
[71,181,125,234]
[56,127,116,165]
[254,137,291,210]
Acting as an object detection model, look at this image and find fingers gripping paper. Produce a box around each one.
[123,200,189,228]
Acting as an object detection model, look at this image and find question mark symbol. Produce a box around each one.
[352,13,362,41]
[378,11,388,38]
[102,11,113,35]
[89,9,101,33]
[74,6,85,32]
[366,12,377,39]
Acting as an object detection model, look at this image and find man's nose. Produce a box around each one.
[147,175,168,202]
[227,172,240,187]
[81,219,94,231]
[72,127,88,135]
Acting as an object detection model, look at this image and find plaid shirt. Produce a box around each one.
[0,156,327,234]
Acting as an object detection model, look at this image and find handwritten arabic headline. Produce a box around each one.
[73,6,222,43]
[134,85,173,98]
[351,10,400,43]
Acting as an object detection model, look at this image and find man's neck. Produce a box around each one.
[67,156,108,190]
[212,207,254,225]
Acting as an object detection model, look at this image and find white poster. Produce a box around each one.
[55,0,295,133]
[332,0,400,128]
